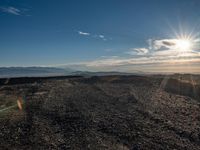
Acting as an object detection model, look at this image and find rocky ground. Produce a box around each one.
[0,75,200,150]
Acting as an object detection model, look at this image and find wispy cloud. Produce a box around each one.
[0,6,22,15]
[67,34,200,72]
[98,34,107,41]
[78,31,90,36]
[99,35,104,38]
[152,39,178,50]
[77,54,200,68]
[53,51,200,73]
[77,31,108,41]
[126,37,200,57]
[127,48,149,55]
[71,37,200,72]
[100,55,119,58]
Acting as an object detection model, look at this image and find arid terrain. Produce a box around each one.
[0,75,200,150]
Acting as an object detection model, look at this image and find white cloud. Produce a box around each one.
[53,51,200,73]
[77,36,200,68]
[78,31,90,36]
[128,37,200,57]
[101,55,119,58]
[0,6,21,15]
[68,35,200,72]
[54,53,200,73]
[77,32,108,41]
[99,35,104,38]
[152,39,178,50]
[127,48,149,55]
[96,34,107,41]
[79,54,200,68]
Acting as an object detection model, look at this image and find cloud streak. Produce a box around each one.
[152,39,178,50]
[71,33,200,72]
[127,48,149,55]
[98,35,107,41]
[69,37,200,72]
[78,31,90,36]
[81,54,200,67]
[0,6,21,15]
[77,31,108,41]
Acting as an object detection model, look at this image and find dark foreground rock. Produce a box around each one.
[0,75,200,150]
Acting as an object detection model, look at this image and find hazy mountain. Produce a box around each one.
[70,71,142,77]
[0,67,146,78]
[0,67,74,78]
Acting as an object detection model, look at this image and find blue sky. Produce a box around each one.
[1,0,200,73]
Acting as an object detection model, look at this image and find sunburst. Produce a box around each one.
[175,38,192,52]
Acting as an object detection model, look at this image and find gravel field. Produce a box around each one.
[0,75,200,150]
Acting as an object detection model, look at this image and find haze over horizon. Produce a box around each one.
[1,0,200,73]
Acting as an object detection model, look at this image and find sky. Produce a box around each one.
[1,0,200,73]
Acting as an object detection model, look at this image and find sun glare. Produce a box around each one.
[175,39,192,52]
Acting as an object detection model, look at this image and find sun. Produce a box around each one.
[175,39,192,52]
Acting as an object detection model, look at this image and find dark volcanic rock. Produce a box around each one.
[163,78,200,101]
[0,75,200,150]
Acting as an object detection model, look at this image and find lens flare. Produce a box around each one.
[175,39,192,52]
[17,97,23,110]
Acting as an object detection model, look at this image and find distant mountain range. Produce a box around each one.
[0,67,145,78]
[71,71,139,76]
[0,67,74,78]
